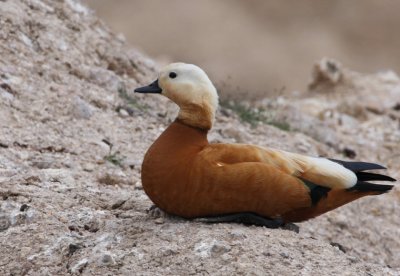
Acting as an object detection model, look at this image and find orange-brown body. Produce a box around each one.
[137,62,394,224]
[141,121,382,223]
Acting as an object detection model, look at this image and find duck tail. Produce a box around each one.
[283,188,380,223]
[329,159,396,193]
[349,181,394,194]
[283,160,396,223]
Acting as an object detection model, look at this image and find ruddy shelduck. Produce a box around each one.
[135,63,396,228]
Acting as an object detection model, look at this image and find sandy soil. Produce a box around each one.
[0,1,399,275]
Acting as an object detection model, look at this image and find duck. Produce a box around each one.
[134,62,396,228]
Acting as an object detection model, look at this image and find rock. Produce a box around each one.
[210,241,231,256]
[147,205,166,219]
[20,204,29,212]
[309,59,400,114]
[309,58,343,89]
[70,96,93,119]
[84,218,100,233]
[110,198,128,209]
[194,239,231,258]
[0,215,10,231]
[98,252,116,266]
[42,169,75,190]
[342,147,357,159]
[30,156,54,169]
[229,229,247,239]
[0,141,9,148]
[82,163,96,172]
[24,174,42,185]
[330,242,347,253]
[68,243,81,256]
[70,258,88,274]
[97,170,129,186]
[118,108,130,117]
[280,252,290,259]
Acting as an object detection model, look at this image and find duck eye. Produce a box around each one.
[169,72,177,79]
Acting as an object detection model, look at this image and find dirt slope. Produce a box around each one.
[0,1,399,275]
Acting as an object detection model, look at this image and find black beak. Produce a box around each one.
[134,79,162,94]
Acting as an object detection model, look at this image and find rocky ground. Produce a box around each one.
[0,1,399,275]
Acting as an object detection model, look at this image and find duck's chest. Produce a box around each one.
[140,122,208,209]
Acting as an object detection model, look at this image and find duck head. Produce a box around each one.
[135,63,218,130]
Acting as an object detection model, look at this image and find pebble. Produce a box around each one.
[71,96,93,119]
[24,174,42,184]
[99,252,116,266]
[161,248,177,257]
[348,256,360,263]
[262,251,272,257]
[118,108,130,117]
[330,242,347,253]
[70,258,88,274]
[97,170,128,186]
[82,163,95,172]
[310,58,342,87]
[68,243,81,256]
[280,252,290,259]
[194,240,231,258]
[0,142,9,148]
[0,215,10,231]
[20,204,29,212]
[229,229,247,239]
[30,157,54,169]
[210,242,231,256]
[84,218,100,233]
[111,199,127,209]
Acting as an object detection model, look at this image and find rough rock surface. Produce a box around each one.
[0,1,399,275]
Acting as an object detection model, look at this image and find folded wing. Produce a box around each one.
[203,143,394,190]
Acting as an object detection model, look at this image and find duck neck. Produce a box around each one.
[150,120,209,156]
[177,102,215,130]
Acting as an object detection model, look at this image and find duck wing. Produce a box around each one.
[194,147,313,217]
[202,143,395,189]
[196,143,395,222]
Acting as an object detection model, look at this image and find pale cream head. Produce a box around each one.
[158,63,219,130]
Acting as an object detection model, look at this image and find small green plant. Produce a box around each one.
[266,120,291,132]
[220,100,290,131]
[221,100,264,127]
[104,151,125,167]
[102,139,125,167]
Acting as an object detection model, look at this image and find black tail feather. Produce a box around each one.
[356,172,396,182]
[329,159,386,172]
[349,181,394,193]
[329,158,396,185]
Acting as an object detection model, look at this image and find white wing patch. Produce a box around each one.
[277,150,358,189]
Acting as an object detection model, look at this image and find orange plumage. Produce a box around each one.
[136,63,396,225]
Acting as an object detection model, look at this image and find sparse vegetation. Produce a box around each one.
[220,100,290,131]
[266,119,291,132]
[104,150,125,167]
[102,139,125,167]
